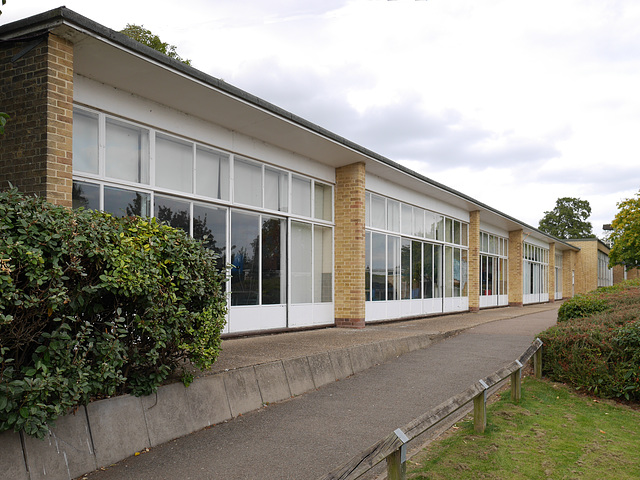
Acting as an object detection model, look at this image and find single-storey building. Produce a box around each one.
[0,7,614,336]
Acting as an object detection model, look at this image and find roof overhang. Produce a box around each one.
[0,7,579,252]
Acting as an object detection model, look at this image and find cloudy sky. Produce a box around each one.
[4,0,640,237]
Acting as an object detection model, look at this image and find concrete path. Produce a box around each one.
[83,304,559,480]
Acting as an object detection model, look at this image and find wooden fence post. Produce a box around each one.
[386,428,409,480]
[474,380,488,433]
[511,360,522,403]
[534,344,542,379]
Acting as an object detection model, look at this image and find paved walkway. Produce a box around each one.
[84,303,560,480]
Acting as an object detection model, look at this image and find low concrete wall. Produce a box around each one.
[1,332,443,480]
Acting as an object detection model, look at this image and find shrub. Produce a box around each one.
[540,281,640,401]
[557,294,608,322]
[0,189,227,438]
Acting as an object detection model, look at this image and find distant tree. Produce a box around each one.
[608,191,640,270]
[120,24,191,66]
[0,113,8,134]
[538,197,595,239]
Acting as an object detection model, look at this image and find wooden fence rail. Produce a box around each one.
[318,338,543,480]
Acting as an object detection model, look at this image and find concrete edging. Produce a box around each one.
[1,331,439,480]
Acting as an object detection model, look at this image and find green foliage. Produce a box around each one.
[0,189,226,438]
[538,197,594,239]
[120,24,192,66]
[540,280,640,401]
[609,190,640,270]
[0,113,8,135]
[557,294,609,322]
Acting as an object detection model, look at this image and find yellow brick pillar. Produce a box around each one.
[562,250,576,299]
[508,230,524,307]
[334,163,366,328]
[0,33,74,206]
[468,211,481,311]
[548,243,556,302]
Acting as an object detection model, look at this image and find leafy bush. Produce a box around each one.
[0,189,227,438]
[540,281,640,401]
[557,294,608,322]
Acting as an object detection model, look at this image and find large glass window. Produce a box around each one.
[155,194,190,234]
[423,243,433,299]
[314,225,333,302]
[412,241,422,299]
[156,134,193,193]
[265,167,289,213]
[387,236,400,301]
[291,221,312,303]
[105,118,149,184]
[371,233,387,301]
[370,194,386,230]
[231,211,260,306]
[104,186,150,217]
[73,109,99,175]
[314,182,332,221]
[234,158,262,207]
[262,216,286,305]
[387,200,400,233]
[401,239,411,299]
[292,176,311,217]
[72,181,99,210]
[196,146,230,201]
[193,203,227,270]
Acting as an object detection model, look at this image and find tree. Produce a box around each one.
[608,191,640,270]
[120,24,191,66]
[538,197,595,239]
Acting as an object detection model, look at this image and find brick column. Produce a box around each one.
[508,230,524,307]
[468,211,481,311]
[562,250,576,299]
[0,33,74,206]
[548,243,556,302]
[334,163,366,328]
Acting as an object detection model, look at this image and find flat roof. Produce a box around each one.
[0,7,580,252]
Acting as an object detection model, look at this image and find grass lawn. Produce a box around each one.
[408,377,640,479]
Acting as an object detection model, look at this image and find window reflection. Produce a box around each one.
[72,181,99,210]
[104,186,150,217]
[155,194,190,235]
[194,204,227,271]
[231,211,260,306]
[262,217,286,304]
[105,118,149,184]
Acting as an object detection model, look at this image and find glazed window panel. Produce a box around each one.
[387,235,400,301]
[72,181,100,211]
[365,192,371,227]
[414,208,425,238]
[231,211,260,306]
[461,248,468,297]
[445,218,453,243]
[401,204,412,235]
[314,225,333,302]
[412,241,422,299]
[433,244,442,298]
[371,232,386,301]
[314,182,332,221]
[73,109,99,175]
[105,118,149,184]
[461,223,468,247]
[371,194,386,230]
[156,134,193,193]
[423,243,433,299]
[291,176,312,217]
[401,239,411,299]
[196,146,230,201]
[262,216,286,305]
[365,231,371,301]
[264,167,289,213]
[193,203,227,271]
[453,221,461,245]
[453,248,461,297]
[425,211,439,240]
[291,221,313,303]
[103,186,150,217]
[444,246,453,297]
[155,194,190,235]
[387,200,400,233]
[234,158,262,207]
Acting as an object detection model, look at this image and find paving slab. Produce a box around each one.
[254,361,292,404]
[23,407,97,480]
[222,366,263,417]
[0,430,28,480]
[86,394,150,467]
[282,356,316,395]
[185,374,233,429]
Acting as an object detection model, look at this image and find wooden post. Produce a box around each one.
[474,380,488,433]
[386,429,408,480]
[534,346,542,379]
[511,363,522,403]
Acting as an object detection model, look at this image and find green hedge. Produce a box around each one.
[0,189,227,438]
[540,280,640,401]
